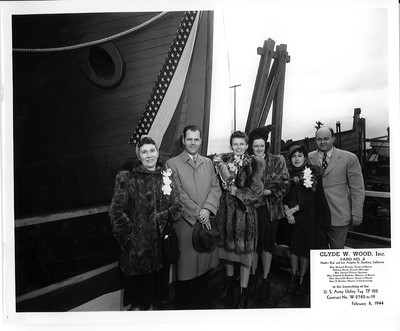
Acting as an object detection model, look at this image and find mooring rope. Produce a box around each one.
[13,11,168,53]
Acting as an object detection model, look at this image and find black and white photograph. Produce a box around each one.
[1,0,399,330]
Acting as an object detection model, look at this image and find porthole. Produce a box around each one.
[78,34,125,89]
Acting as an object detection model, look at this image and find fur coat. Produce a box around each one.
[108,165,182,275]
[258,153,290,220]
[214,154,265,254]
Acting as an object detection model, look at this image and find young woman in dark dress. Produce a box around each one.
[284,145,323,295]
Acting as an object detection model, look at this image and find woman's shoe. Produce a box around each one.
[248,274,257,296]
[287,274,300,293]
[259,277,271,300]
[236,287,249,309]
[219,276,235,304]
[295,277,307,296]
[131,304,151,311]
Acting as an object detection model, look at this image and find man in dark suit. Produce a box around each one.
[308,127,365,249]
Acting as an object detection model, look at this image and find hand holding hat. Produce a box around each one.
[192,217,220,253]
[198,208,211,229]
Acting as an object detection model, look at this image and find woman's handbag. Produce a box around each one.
[160,212,180,266]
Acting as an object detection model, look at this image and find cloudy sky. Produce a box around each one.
[207,2,391,154]
[1,1,394,156]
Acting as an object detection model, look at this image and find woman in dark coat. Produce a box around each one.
[109,136,182,310]
[248,126,290,300]
[283,145,322,296]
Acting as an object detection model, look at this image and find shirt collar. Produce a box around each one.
[187,153,199,160]
[234,154,245,161]
[319,147,334,158]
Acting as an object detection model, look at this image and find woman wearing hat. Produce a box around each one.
[283,145,323,295]
[109,136,182,310]
[214,131,265,308]
[248,126,290,301]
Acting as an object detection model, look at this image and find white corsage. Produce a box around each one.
[302,167,314,188]
[233,155,244,168]
[227,155,244,173]
[162,168,173,195]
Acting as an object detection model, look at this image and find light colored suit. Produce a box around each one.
[308,147,365,227]
[166,152,221,281]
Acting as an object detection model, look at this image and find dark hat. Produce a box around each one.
[248,125,274,145]
[192,220,220,253]
[288,144,308,158]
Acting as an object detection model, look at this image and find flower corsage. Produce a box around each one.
[302,167,314,188]
[162,168,173,195]
[292,165,321,190]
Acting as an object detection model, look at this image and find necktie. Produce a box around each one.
[193,155,197,164]
[322,153,328,170]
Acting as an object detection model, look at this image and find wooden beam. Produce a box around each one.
[254,60,277,128]
[258,48,291,63]
[258,61,277,128]
[15,204,109,228]
[258,44,287,130]
[245,38,275,133]
[16,262,118,303]
[353,108,361,131]
[365,136,389,142]
[272,51,291,62]
[365,190,390,199]
[271,44,288,154]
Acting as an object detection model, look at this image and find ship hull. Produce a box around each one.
[13,11,213,311]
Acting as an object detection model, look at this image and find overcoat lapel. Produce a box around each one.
[179,152,195,169]
[179,152,204,169]
[308,152,318,166]
[195,156,204,169]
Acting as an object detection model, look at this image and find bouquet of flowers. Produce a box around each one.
[213,154,250,189]
[213,155,236,188]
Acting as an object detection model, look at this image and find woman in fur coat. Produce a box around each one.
[109,136,182,311]
[213,131,264,308]
[248,126,290,301]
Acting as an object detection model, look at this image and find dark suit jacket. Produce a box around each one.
[308,147,365,226]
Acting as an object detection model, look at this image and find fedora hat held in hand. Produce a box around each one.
[192,219,220,253]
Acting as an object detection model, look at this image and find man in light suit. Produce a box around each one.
[166,125,221,309]
[308,126,365,249]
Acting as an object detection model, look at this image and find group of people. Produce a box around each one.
[109,124,365,311]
